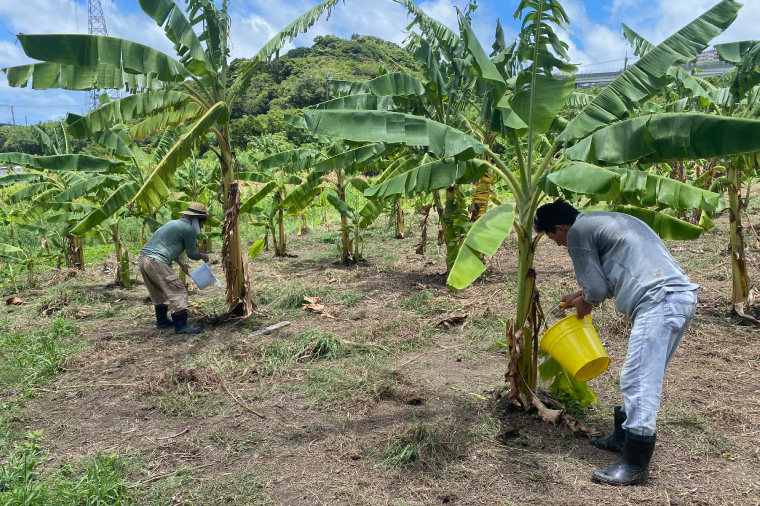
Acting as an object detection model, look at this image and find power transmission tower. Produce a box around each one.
[87,0,120,111]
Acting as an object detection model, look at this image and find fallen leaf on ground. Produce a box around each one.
[111,296,128,304]
[6,296,25,306]
[302,296,335,318]
[438,314,468,328]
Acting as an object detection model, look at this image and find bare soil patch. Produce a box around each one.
[2,205,759,505]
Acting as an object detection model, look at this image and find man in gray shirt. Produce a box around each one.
[138,202,211,334]
[535,199,698,486]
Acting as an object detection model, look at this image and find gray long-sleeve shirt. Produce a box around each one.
[567,212,699,319]
[140,218,202,265]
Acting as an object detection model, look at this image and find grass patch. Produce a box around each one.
[141,471,272,506]
[264,285,335,309]
[339,292,366,306]
[397,290,435,312]
[658,404,732,456]
[378,420,456,472]
[301,357,396,406]
[0,429,136,505]
[0,317,82,402]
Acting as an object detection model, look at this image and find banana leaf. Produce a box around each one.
[301,110,487,160]
[365,158,488,199]
[70,182,140,236]
[447,204,514,291]
[582,205,704,240]
[138,0,216,77]
[66,90,193,138]
[559,0,741,142]
[131,101,229,213]
[564,113,760,165]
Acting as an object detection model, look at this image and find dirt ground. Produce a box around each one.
[2,202,759,505]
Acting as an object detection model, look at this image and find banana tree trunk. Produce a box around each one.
[202,223,213,253]
[338,186,352,264]
[506,222,540,406]
[726,162,751,315]
[394,197,405,238]
[276,207,287,257]
[66,235,84,270]
[220,127,254,316]
[111,223,130,287]
[442,186,461,272]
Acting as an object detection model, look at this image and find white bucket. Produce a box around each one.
[189,263,221,289]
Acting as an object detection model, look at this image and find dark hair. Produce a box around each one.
[534,199,580,234]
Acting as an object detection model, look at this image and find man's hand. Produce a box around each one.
[559,290,583,311]
[179,262,190,275]
[572,297,593,319]
[201,253,210,264]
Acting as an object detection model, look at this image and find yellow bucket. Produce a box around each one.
[540,314,610,382]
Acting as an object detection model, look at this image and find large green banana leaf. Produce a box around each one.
[309,143,387,179]
[325,193,355,220]
[128,104,204,140]
[361,73,426,97]
[131,101,229,213]
[4,34,191,88]
[239,182,278,215]
[559,0,741,142]
[458,10,506,104]
[621,23,713,107]
[31,125,58,155]
[254,149,318,172]
[365,158,489,199]
[70,182,140,236]
[313,94,397,111]
[715,40,760,99]
[544,161,719,213]
[582,205,705,240]
[9,183,53,204]
[54,176,122,203]
[508,72,576,137]
[0,174,45,187]
[447,204,514,291]
[138,0,215,77]
[66,90,193,138]
[301,110,488,160]
[564,113,760,165]
[392,0,460,61]
[0,153,121,172]
[0,244,26,262]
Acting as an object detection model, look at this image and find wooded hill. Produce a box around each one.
[0,34,420,156]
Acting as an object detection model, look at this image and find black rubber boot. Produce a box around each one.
[155,305,173,328]
[172,311,200,334]
[592,432,656,486]
[591,406,626,454]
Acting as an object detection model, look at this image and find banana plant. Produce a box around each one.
[293,0,760,409]
[283,142,388,264]
[3,0,348,316]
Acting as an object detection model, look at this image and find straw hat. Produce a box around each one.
[180,202,212,218]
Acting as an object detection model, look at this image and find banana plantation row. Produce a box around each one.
[1,0,758,410]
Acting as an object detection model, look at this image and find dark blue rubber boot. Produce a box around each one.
[155,305,173,328]
[172,311,200,334]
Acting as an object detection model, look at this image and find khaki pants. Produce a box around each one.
[138,254,188,313]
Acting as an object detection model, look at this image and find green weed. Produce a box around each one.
[301,357,396,406]
[339,292,366,306]
[266,285,334,310]
[0,317,81,395]
[378,420,452,471]
[397,290,434,312]
[0,429,135,505]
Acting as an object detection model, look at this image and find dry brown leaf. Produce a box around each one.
[438,314,468,329]
[111,296,128,304]
[6,296,25,306]
[302,296,335,318]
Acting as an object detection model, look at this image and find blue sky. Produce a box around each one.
[1,0,757,125]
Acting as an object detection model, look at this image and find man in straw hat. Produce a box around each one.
[534,199,699,486]
[138,202,211,334]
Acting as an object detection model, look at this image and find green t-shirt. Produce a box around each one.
[140,218,202,264]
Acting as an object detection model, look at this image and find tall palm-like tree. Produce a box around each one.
[3,0,346,315]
